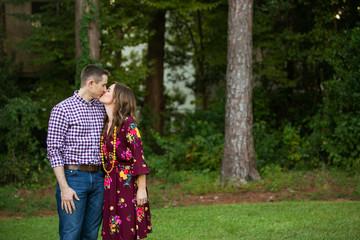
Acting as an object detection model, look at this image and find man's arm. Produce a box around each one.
[47,106,78,214]
[53,167,79,214]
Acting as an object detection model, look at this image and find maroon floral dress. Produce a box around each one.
[101,117,152,240]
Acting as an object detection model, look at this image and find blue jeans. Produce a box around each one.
[56,169,104,240]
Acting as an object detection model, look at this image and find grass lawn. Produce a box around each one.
[1,201,359,240]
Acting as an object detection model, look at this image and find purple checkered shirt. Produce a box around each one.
[46,91,106,168]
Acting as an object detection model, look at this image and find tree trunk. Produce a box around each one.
[221,0,260,185]
[196,10,207,110]
[75,0,83,63]
[145,10,165,135]
[0,2,5,58]
[0,3,6,59]
[88,0,100,61]
[75,0,100,74]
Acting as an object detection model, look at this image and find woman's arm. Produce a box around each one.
[136,174,147,205]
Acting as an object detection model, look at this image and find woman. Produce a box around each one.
[99,82,152,240]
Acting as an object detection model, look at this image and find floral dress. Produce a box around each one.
[101,117,152,240]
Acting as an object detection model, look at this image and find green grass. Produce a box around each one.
[1,168,359,216]
[1,201,359,240]
[147,168,360,208]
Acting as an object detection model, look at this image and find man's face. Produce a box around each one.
[92,74,108,99]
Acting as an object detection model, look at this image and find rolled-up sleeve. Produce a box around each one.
[125,118,150,177]
[46,106,68,168]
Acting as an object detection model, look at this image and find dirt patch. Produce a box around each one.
[168,190,357,207]
[1,178,358,219]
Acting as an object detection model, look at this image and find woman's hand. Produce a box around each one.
[136,188,147,206]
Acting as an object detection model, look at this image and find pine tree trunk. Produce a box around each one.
[145,10,165,135]
[221,0,260,185]
[75,0,83,62]
[88,0,100,61]
[75,0,100,73]
[0,3,5,57]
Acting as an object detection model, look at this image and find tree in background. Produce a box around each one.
[1,0,359,186]
[145,9,166,135]
[221,0,260,184]
[164,0,226,111]
[141,0,224,144]
[99,0,148,91]
[0,0,75,185]
[75,0,100,79]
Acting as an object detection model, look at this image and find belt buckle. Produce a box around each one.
[88,165,92,171]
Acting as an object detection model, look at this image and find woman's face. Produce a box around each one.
[99,84,115,105]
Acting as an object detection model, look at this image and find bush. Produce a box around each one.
[253,121,281,169]
[311,27,360,169]
[146,119,224,178]
[0,97,49,185]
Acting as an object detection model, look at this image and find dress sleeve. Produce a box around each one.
[46,105,68,168]
[124,117,150,176]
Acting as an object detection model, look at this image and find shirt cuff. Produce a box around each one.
[48,156,64,168]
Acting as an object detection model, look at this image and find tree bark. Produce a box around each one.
[75,0,100,73]
[0,2,5,58]
[221,0,260,185]
[75,0,83,62]
[88,0,100,61]
[145,10,165,135]
[196,10,207,110]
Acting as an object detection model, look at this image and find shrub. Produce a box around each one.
[311,27,360,169]
[147,119,224,177]
[0,97,49,185]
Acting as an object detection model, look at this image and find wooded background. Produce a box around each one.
[0,0,359,186]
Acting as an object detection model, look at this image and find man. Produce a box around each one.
[47,65,110,240]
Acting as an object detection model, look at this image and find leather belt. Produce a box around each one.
[64,164,100,173]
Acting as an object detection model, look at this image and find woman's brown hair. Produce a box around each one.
[103,82,137,138]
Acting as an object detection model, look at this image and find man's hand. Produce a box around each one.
[61,187,80,214]
[53,167,80,214]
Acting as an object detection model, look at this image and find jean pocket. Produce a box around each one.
[65,169,78,177]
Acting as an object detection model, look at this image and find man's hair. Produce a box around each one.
[80,64,110,87]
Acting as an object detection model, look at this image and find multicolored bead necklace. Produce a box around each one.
[101,125,117,176]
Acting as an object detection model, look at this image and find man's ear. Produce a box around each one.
[87,78,94,88]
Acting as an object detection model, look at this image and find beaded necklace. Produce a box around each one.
[101,125,117,176]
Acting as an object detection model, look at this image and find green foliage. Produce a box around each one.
[0,31,67,186]
[146,121,223,177]
[281,123,311,168]
[0,55,21,105]
[2,0,360,187]
[253,121,282,168]
[15,0,75,70]
[165,1,227,108]
[184,121,223,170]
[253,121,315,170]
[146,98,225,176]
[76,0,100,85]
[99,0,149,97]
[0,97,49,185]
[311,27,360,169]
[144,0,222,11]
[251,0,360,170]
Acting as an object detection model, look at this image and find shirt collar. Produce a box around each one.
[73,90,98,106]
